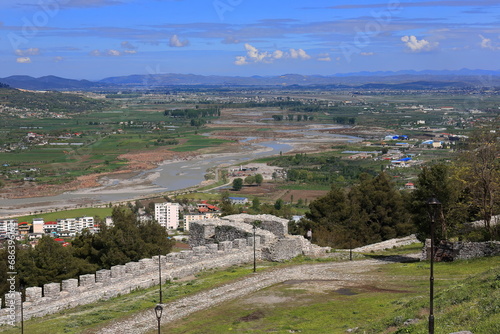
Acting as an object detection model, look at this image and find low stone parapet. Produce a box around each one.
[25,287,42,303]
[62,279,78,293]
[125,262,140,274]
[139,258,155,271]
[79,274,96,288]
[422,240,500,261]
[206,244,219,254]
[110,265,126,279]
[233,238,247,249]
[43,282,61,298]
[247,235,261,247]
[218,241,233,252]
[192,246,207,256]
[179,250,194,260]
[96,269,111,284]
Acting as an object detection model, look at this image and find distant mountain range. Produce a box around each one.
[1,69,499,91]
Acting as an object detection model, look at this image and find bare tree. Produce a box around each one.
[459,130,500,238]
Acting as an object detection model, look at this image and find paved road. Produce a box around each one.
[95,256,416,334]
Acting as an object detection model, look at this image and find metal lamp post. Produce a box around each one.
[20,285,24,334]
[155,304,163,334]
[427,197,441,334]
[158,251,163,304]
[253,223,256,273]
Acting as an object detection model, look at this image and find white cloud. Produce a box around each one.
[234,44,312,65]
[317,53,331,61]
[169,35,189,47]
[89,47,137,57]
[221,36,240,44]
[289,48,311,60]
[401,35,438,52]
[245,43,269,62]
[479,34,499,50]
[273,50,284,59]
[234,56,248,65]
[107,49,121,56]
[16,57,31,63]
[121,41,137,50]
[89,49,102,56]
[53,56,64,62]
[360,52,374,56]
[15,48,40,56]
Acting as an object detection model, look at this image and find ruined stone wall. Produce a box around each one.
[189,218,277,247]
[215,225,251,243]
[0,214,330,326]
[422,240,500,261]
[223,214,289,238]
[261,238,303,262]
[190,216,330,262]
[0,236,263,325]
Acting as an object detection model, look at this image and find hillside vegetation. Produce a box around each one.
[0,86,110,113]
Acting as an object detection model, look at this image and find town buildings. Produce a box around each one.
[154,202,181,230]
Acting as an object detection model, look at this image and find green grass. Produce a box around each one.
[173,192,221,201]
[278,184,332,191]
[155,256,500,334]
[170,135,233,152]
[14,207,113,223]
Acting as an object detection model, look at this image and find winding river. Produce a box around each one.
[0,125,364,216]
[0,141,293,216]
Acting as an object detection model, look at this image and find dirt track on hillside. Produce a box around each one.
[93,254,419,334]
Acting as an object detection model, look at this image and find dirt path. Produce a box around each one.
[93,256,418,334]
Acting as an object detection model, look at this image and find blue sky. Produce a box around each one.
[1,0,499,79]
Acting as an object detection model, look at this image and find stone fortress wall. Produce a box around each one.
[422,240,500,261]
[0,214,329,325]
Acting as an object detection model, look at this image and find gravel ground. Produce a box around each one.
[95,255,419,334]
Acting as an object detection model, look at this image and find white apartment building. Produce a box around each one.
[0,219,18,237]
[57,216,95,236]
[32,218,45,234]
[155,202,180,230]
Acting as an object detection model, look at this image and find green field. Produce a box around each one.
[15,207,113,223]
[170,135,234,152]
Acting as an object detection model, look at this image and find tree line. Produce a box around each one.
[295,130,500,247]
[164,108,220,118]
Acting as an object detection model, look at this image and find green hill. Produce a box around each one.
[0,86,110,113]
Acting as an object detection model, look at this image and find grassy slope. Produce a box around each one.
[0,248,498,334]
[156,253,500,334]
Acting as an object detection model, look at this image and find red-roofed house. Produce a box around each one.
[18,222,31,235]
[44,221,58,234]
[197,201,220,213]
[405,182,416,190]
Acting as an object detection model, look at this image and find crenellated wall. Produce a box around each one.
[0,235,263,325]
[0,214,330,326]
